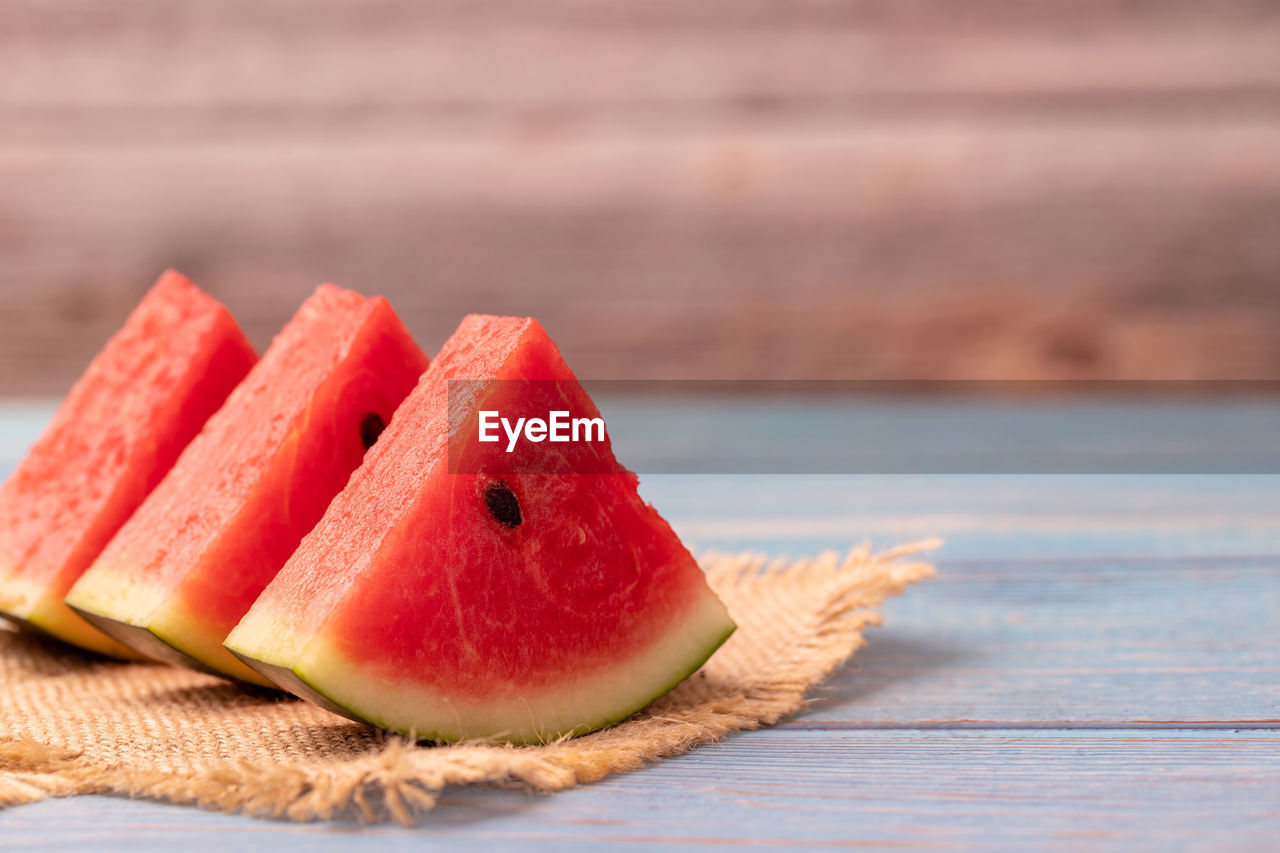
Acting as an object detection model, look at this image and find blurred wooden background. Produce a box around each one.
[2,0,1279,393]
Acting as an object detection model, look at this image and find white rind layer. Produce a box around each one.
[241,583,735,744]
[67,569,274,685]
[64,564,169,626]
[0,569,141,658]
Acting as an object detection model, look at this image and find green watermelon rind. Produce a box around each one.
[2,577,146,660]
[226,596,736,745]
[0,607,139,661]
[68,600,278,687]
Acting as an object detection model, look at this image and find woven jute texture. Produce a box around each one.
[0,541,935,824]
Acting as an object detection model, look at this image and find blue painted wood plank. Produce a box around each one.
[640,473,1280,560]
[1,730,1275,850]
[796,554,1280,726]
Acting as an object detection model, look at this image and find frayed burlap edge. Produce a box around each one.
[0,540,937,825]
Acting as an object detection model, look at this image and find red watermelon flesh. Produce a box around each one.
[66,285,427,684]
[225,315,735,742]
[0,271,256,657]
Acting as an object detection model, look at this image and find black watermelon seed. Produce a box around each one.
[484,481,522,528]
[360,413,386,449]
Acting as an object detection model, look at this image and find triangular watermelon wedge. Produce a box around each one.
[66,285,428,683]
[0,271,256,656]
[225,315,735,743]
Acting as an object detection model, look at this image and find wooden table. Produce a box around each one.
[0,398,1276,850]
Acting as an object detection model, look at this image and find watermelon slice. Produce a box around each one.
[66,285,428,684]
[0,271,256,657]
[225,315,735,743]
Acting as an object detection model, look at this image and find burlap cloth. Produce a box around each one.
[0,541,935,824]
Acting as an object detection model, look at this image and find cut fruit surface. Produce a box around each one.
[226,315,735,742]
[66,285,427,683]
[0,270,256,656]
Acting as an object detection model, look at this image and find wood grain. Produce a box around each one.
[2,731,1276,850]
[800,555,1280,727]
[2,1,1279,392]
